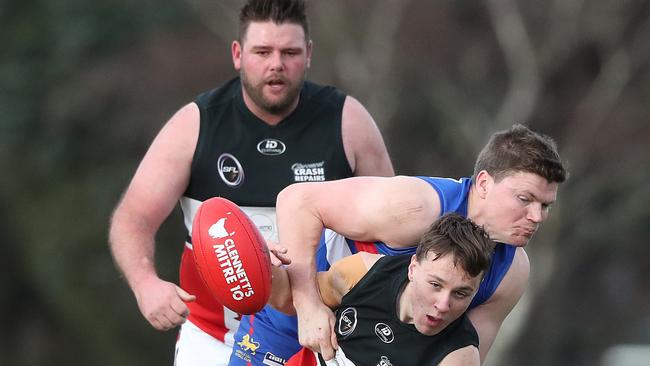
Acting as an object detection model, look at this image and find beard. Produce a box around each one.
[240,68,305,116]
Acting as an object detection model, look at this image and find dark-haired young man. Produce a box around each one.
[275,124,567,364]
[107,0,393,364]
[266,214,495,366]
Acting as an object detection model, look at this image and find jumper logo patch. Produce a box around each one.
[217,153,245,187]
[257,138,286,156]
[377,356,393,366]
[237,334,260,355]
[263,352,286,366]
[374,323,394,344]
[337,307,358,337]
[292,161,326,182]
[248,213,275,241]
[240,206,278,242]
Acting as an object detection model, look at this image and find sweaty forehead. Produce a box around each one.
[242,21,306,47]
[422,253,480,288]
[501,172,558,200]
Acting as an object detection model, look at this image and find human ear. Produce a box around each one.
[408,255,417,281]
[232,41,243,70]
[475,170,491,198]
[306,40,313,68]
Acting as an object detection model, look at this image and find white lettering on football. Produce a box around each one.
[212,237,255,301]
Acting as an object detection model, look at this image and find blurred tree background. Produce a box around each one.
[1,0,649,365]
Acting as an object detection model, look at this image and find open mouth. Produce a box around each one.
[268,79,285,86]
[426,315,442,326]
[266,77,287,90]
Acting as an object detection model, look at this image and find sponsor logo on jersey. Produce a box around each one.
[292,161,326,182]
[217,153,245,187]
[263,352,286,366]
[234,349,252,363]
[374,323,394,344]
[337,307,358,337]
[237,334,260,355]
[257,138,286,156]
[208,215,255,301]
[248,213,275,241]
[377,356,393,366]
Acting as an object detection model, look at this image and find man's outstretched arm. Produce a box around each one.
[276,176,440,359]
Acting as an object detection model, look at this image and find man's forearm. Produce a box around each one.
[268,266,295,314]
[276,184,326,309]
[108,212,159,292]
[287,260,322,308]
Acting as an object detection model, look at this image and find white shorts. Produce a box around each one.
[175,320,233,366]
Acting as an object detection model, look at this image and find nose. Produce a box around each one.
[269,51,284,72]
[526,202,544,223]
[434,293,451,314]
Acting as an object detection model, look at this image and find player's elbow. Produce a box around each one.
[276,183,322,223]
[108,205,127,249]
[108,201,154,252]
[277,183,307,211]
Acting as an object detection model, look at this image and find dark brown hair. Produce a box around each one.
[415,213,494,278]
[239,0,309,43]
[473,124,567,183]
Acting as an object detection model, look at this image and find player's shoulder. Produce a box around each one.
[299,81,346,112]
[364,253,411,274]
[384,175,441,201]
[302,80,344,98]
[415,176,471,192]
[160,102,200,139]
[357,252,384,269]
[438,345,480,366]
[195,77,240,110]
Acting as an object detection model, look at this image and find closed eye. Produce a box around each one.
[518,195,530,203]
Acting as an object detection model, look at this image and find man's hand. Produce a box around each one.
[133,277,196,331]
[267,240,291,267]
[296,301,339,360]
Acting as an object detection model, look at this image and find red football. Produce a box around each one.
[191,197,272,315]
